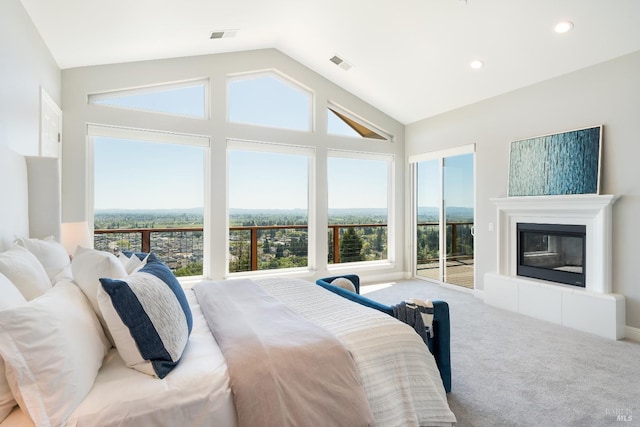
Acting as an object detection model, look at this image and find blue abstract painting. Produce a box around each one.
[508,126,602,196]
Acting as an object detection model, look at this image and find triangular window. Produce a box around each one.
[88,79,208,118]
[227,71,312,132]
[327,104,390,141]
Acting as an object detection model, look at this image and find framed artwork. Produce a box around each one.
[508,125,602,197]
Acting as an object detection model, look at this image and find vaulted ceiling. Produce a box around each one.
[20,0,640,124]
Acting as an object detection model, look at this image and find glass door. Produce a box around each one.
[413,147,475,288]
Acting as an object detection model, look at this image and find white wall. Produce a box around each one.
[0,0,60,154]
[61,49,405,282]
[406,50,640,330]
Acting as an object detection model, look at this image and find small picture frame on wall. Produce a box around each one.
[508,125,602,197]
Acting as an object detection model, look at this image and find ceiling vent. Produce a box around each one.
[210,29,238,40]
[329,54,352,71]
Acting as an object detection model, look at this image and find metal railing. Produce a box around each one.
[94,221,472,273]
[93,223,389,273]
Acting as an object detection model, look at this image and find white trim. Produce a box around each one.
[227,138,314,156]
[408,143,476,164]
[625,325,640,343]
[327,148,393,162]
[87,124,210,147]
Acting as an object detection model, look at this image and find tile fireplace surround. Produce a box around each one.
[484,194,626,339]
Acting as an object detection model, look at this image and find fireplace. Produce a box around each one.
[484,195,625,340]
[517,223,586,287]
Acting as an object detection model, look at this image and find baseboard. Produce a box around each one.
[625,325,640,342]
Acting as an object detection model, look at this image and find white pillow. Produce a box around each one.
[0,246,51,300]
[332,277,357,293]
[71,247,128,346]
[15,236,71,283]
[0,282,110,427]
[117,251,148,274]
[0,273,25,422]
[98,258,192,378]
[0,272,26,310]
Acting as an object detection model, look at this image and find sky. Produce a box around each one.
[93,75,470,212]
[417,153,474,209]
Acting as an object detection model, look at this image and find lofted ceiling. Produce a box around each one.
[20,0,640,124]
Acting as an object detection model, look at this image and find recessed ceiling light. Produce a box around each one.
[470,60,484,69]
[554,21,574,34]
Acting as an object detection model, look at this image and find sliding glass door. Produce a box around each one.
[413,146,475,288]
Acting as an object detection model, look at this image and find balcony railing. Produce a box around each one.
[93,221,472,275]
[94,223,389,274]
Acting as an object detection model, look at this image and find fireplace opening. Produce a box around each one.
[517,223,586,287]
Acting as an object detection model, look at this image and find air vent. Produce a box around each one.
[210,29,238,40]
[329,54,352,71]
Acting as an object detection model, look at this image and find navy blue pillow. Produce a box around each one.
[99,258,192,378]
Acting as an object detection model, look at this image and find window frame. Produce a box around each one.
[87,78,210,119]
[87,124,211,278]
[226,139,317,277]
[327,101,393,142]
[226,70,315,132]
[326,149,395,268]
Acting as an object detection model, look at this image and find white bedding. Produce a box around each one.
[1,278,455,427]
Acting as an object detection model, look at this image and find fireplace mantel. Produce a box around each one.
[484,194,625,339]
[492,194,617,293]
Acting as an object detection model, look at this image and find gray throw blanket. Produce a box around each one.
[392,301,433,346]
[193,279,374,427]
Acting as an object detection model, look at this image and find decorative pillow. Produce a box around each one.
[15,236,71,283]
[117,251,149,274]
[332,277,357,293]
[71,247,128,346]
[0,282,109,427]
[0,273,26,422]
[0,245,51,300]
[98,259,193,378]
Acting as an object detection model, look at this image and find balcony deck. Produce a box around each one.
[416,259,475,289]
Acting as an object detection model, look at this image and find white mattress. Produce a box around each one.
[2,278,455,427]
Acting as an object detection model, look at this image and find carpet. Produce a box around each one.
[361,280,640,427]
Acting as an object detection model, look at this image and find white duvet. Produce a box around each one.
[2,277,455,427]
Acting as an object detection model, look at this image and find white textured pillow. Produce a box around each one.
[15,236,71,283]
[332,277,357,293]
[98,259,193,378]
[117,251,148,274]
[0,282,109,427]
[0,273,25,422]
[0,245,51,300]
[71,247,128,346]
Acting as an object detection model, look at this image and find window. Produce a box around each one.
[327,103,390,141]
[327,151,392,264]
[88,79,208,118]
[89,125,208,277]
[227,140,314,274]
[227,72,312,131]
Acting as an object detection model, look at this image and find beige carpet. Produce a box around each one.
[361,280,640,427]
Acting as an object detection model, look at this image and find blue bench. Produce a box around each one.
[316,275,451,393]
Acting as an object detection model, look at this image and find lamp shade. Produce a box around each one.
[61,222,92,255]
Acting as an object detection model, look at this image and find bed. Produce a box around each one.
[0,146,456,427]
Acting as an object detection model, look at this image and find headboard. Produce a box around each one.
[0,146,61,251]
